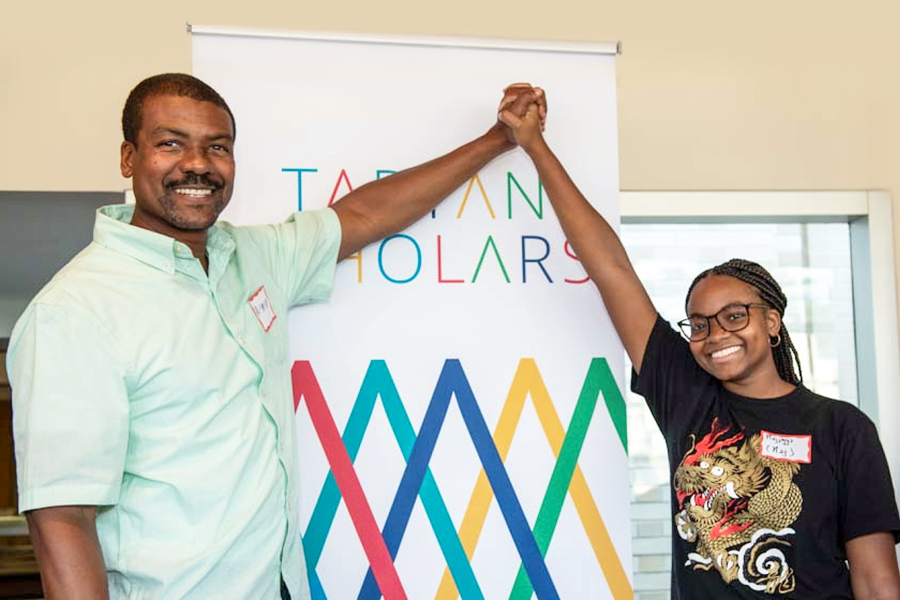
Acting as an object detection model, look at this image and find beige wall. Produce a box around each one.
[2,0,899,293]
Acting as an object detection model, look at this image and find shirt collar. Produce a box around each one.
[93,204,235,275]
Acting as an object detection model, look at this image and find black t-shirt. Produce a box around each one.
[632,316,900,599]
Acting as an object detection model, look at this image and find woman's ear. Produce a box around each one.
[766,308,782,338]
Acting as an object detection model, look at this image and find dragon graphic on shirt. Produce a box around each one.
[673,418,803,595]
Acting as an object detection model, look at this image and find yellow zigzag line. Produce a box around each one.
[435,358,631,600]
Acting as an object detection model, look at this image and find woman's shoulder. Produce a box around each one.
[793,386,877,434]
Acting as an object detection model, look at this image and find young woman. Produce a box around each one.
[497,99,900,598]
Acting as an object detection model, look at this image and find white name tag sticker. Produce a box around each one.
[249,285,277,332]
[760,430,812,463]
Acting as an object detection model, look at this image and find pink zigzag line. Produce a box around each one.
[292,361,408,600]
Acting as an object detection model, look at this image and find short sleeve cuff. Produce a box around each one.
[303,208,341,302]
[19,483,121,513]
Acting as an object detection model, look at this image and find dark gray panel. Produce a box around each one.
[0,191,124,298]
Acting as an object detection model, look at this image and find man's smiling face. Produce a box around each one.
[121,93,235,237]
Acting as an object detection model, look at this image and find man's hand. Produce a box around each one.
[500,83,547,125]
[492,83,547,146]
[497,86,546,153]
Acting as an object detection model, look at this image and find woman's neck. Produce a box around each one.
[722,376,796,399]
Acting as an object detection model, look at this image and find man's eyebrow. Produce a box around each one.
[151,126,190,138]
[149,127,233,142]
[207,133,234,143]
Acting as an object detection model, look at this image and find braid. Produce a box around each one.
[686,258,803,385]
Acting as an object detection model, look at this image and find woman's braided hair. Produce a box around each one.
[685,258,803,385]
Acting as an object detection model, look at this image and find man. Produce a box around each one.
[7,73,545,600]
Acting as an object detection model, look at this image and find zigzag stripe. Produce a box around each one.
[435,358,631,600]
[359,359,559,599]
[293,358,631,599]
[292,362,407,599]
[296,360,482,599]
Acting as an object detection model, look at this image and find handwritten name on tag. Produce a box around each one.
[249,285,277,332]
[760,430,812,463]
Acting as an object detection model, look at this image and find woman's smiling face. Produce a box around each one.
[686,275,782,393]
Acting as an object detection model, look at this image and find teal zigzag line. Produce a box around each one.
[302,360,483,599]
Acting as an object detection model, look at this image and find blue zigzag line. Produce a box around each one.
[357,359,560,600]
[301,360,482,599]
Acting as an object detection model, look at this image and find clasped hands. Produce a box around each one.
[496,83,547,149]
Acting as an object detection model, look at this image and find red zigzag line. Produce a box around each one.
[292,362,408,600]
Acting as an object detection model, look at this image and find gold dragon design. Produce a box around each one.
[673,419,803,594]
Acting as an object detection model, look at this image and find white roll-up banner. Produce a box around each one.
[193,28,631,600]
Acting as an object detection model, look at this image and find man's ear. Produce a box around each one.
[120,141,135,178]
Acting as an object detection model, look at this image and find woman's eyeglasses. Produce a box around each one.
[677,303,770,342]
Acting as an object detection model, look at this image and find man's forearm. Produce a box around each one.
[330,124,512,261]
[26,506,109,600]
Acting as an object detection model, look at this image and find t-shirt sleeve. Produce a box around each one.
[836,406,900,544]
[8,302,130,512]
[630,314,718,436]
[242,208,343,308]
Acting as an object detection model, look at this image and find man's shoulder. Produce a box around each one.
[215,209,341,262]
[216,208,337,235]
[27,242,128,309]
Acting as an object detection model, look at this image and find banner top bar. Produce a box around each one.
[188,24,621,56]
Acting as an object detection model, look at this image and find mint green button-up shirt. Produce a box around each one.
[8,204,341,599]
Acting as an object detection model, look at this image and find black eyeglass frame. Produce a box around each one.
[677,302,771,342]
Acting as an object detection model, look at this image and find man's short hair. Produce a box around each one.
[122,73,236,146]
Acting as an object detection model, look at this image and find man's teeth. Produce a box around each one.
[711,346,740,359]
[175,188,212,197]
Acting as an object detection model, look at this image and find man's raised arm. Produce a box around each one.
[330,84,545,262]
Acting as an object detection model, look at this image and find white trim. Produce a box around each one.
[188,25,620,56]
[865,191,900,508]
[850,217,877,412]
[621,191,868,218]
